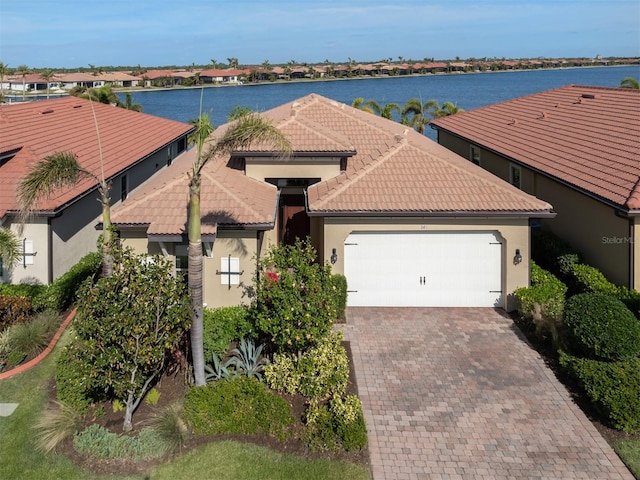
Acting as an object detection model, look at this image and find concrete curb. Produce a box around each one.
[0,308,76,381]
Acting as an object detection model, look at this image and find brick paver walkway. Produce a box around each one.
[343,307,633,480]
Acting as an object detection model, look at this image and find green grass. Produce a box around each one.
[0,330,370,480]
[613,439,640,479]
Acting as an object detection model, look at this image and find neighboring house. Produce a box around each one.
[112,94,552,311]
[0,97,193,285]
[431,85,640,291]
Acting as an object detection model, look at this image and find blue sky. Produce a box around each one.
[1,0,638,69]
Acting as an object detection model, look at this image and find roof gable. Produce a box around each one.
[430,85,640,211]
[0,97,193,217]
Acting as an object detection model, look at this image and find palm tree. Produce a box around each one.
[122,92,142,112]
[227,57,239,69]
[351,97,375,114]
[40,68,55,99]
[18,97,114,277]
[380,102,401,120]
[435,101,464,118]
[187,113,291,385]
[16,64,29,101]
[620,77,639,89]
[401,98,439,134]
[0,228,21,273]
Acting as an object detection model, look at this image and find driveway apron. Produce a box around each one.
[343,307,633,480]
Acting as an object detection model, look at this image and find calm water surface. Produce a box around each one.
[124,66,639,140]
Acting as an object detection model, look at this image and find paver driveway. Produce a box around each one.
[342,307,633,480]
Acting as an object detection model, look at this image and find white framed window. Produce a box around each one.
[220,256,240,286]
[510,164,522,189]
[470,146,481,165]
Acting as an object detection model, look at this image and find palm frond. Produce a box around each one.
[0,228,21,268]
[17,151,94,219]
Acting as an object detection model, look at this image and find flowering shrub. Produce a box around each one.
[251,239,338,353]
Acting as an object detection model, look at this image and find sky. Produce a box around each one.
[0,0,639,69]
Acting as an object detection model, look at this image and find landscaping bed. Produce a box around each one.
[50,341,367,477]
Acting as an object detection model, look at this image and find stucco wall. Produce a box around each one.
[633,218,639,291]
[437,130,633,289]
[319,216,531,311]
[1,218,50,285]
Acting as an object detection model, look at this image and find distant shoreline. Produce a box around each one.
[4,63,637,101]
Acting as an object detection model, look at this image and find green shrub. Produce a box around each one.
[251,239,338,353]
[33,401,84,453]
[515,262,567,334]
[330,274,348,320]
[6,349,25,367]
[203,306,253,360]
[297,332,349,401]
[184,377,294,440]
[55,343,99,413]
[562,293,640,361]
[559,352,640,433]
[73,424,168,461]
[531,229,580,275]
[144,387,161,406]
[568,263,619,296]
[0,293,32,331]
[146,403,188,452]
[0,284,48,310]
[617,286,640,317]
[265,331,349,401]
[304,395,367,452]
[43,251,102,312]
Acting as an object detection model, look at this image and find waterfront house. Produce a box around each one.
[430,85,640,290]
[111,94,553,311]
[0,97,193,285]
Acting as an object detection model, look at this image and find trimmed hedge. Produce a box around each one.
[515,261,567,323]
[559,351,640,433]
[184,377,295,440]
[562,293,640,361]
[330,274,348,320]
[43,251,102,312]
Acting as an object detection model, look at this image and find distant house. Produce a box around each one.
[431,85,640,290]
[0,97,193,284]
[111,94,553,311]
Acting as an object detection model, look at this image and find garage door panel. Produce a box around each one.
[345,232,503,308]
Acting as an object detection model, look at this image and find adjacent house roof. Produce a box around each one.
[111,94,552,237]
[0,97,193,218]
[430,85,640,212]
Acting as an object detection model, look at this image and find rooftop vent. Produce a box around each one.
[581,93,597,99]
[40,109,54,114]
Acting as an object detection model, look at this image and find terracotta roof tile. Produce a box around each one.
[0,97,193,218]
[111,94,552,235]
[431,85,640,211]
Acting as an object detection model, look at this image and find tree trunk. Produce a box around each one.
[124,392,135,432]
[188,182,206,386]
[100,189,113,278]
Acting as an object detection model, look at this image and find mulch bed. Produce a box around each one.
[50,341,369,476]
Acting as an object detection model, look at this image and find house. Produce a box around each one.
[0,97,193,285]
[430,85,640,290]
[111,94,553,311]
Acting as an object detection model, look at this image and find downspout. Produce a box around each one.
[48,218,53,284]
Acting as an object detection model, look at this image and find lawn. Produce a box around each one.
[0,329,370,480]
[613,440,640,479]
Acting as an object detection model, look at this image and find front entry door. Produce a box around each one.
[281,195,310,245]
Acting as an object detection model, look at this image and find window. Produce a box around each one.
[220,256,241,287]
[120,174,129,202]
[167,146,173,166]
[175,245,188,283]
[510,164,522,189]
[470,146,481,165]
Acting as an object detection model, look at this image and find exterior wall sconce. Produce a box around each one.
[514,248,523,265]
[330,248,338,264]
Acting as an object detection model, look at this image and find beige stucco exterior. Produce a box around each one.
[0,143,187,285]
[245,157,342,183]
[437,130,637,290]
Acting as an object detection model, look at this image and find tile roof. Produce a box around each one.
[111,94,552,236]
[430,85,640,212]
[0,97,193,218]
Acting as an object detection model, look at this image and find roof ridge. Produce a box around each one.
[627,176,640,210]
[314,136,408,208]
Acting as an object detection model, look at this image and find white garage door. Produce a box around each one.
[344,232,503,307]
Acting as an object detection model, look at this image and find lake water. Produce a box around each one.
[123,65,639,140]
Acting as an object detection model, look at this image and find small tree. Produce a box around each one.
[252,239,338,354]
[74,246,190,431]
